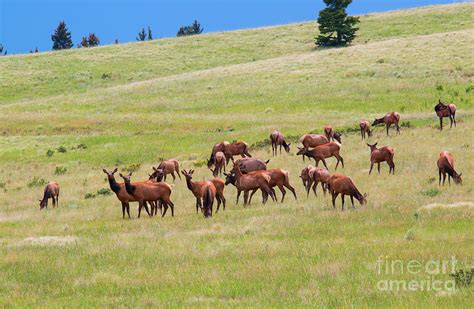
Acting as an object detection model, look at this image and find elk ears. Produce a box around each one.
[190,169,194,174]
[128,172,133,177]
[102,169,108,174]
[223,172,228,176]
[265,159,270,164]
[364,193,368,198]
[119,173,124,178]
[152,166,157,171]
[459,173,462,177]
[112,167,118,174]
[287,142,291,146]
[366,143,371,147]
[374,142,378,147]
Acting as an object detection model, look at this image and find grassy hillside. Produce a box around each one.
[1,3,473,307]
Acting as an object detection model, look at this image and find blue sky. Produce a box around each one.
[0,0,469,54]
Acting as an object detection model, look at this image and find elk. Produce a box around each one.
[434,99,457,130]
[120,172,174,218]
[372,112,401,135]
[157,159,181,182]
[296,142,344,170]
[299,165,314,188]
[224,165,275,206]
[248,168,297,203]
[149,167,165,182]
[232,157,268,174]
[324,125,342,143]
[207,151,226,177]
[359,120,372,140]
[270,130,291,156]
[103,168,150,218]
[306,167,331,197]
[39,182,60,210]
[437,151,462,185]
[209,141,252,166]
[181,170,217,217]
[367,143,395,175]
[299,134,329,161]
[328,173,367,210]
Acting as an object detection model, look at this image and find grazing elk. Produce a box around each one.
[434,99,457,130]
[367,143,395,175]
[306,167,331,197]
[207,151,226,177]
[359,120,372,140]
[372,112,401,136]
[248,168,297,203]
[270,130,291,156]
[39,181,60,210]
[328,173,367,210]
[209,141,252,166]
[224,166,276,206]
[157,159,181,182]
[103,168,150,218]
[181,170,217,217]
[296,142,344,170]
[300,165,314,188]
[232,157,269,174]
[437,151,462,185]
[324,125,342,143]
[120,172,174,218]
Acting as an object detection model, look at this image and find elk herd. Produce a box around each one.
[38,100,464,219]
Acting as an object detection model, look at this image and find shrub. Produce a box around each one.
[46,149,55,157]
[57,146,67,153]
[450,267,474,287]
[84,193,96,199]
[27,177,46,188]
[123,163,141,173]
[97,188,112,196]
[420,188,440,197]
[54,166,68,175]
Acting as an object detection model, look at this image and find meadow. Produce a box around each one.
[0,3,473,307]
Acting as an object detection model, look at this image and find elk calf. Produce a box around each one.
[207,151,226,177]
[324,125,342,143]
[307,167,331,197]
[39,182,60,210]
[367,143,395,175]
[328,173,367,210]
[181,169,225,216]
[359,120,372,140]
[270,130,291,156]
[437,151,462,185]
[296,142,344,170]
[372,112,400,136]
[434,99,457,130]
[157,159,181,182]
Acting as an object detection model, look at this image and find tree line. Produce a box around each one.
[1,0,358,55]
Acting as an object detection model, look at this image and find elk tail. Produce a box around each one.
[203,187,214,216]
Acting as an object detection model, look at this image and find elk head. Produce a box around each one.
[119,172,133,183]
[180,169,194,180]
[360,193,368,205]
[102,167,118,180]
[372,118,384,126]
[333,132,342,144]
[453,172,463,185]
[39,199,46,209]
[367,142,378,152]
[150,167,164,181]
[283,141,291,153]
[223,172,236,186]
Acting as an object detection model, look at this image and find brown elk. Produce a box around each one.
[299,134,330,161]
[299,165,314,188]
[296,142,344,170]
[224,165,276,205]
[39,181,60,210]
[437,151,462,185]
[328,173,367,210]
[209,141,252,166]
[324,125,342,143]
[359,120,372,140]
[232,157,268,174]
[207,151,226,177]
[367,143,395,175]
[306,167,331,197]
[434,99,457,130]
[372,112,400,135]
[157,159,181,182]
[149,167,165,182]
[248,168,297,203]
[270,130,291,156]
[181,170,217,217]
[120,172,175,218]
[103,168,152,218]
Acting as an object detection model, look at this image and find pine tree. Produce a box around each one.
[177,20,203,37]
[0,44,7,56]
[136,28,146,41]
[51,21,73,50]
[147,27,153,40]
[87,33,100,46]
[316,0,359,47]
[191,20,203,35]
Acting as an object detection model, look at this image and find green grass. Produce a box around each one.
[0,2,474,307]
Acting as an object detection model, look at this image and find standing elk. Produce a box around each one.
[367,143,395,175]
[209,141,252,166]
[437,151,462,185]
[435,99,457,130]
[306,167,331,197]
[120,172,174,218]
[103,168,152,218]
[157,159,181,182]
[224,165,276,206]
[207,151,226,177]
[299,134,330,161]
[39,181,60,210]
[296,142,344,170]
[270,130,291,156]
[248,168,297,203]
[181,169,218,217]
[324,125,342,143]
[359,120,372,140]
[372,112,401,136]
[328,173,367,210]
